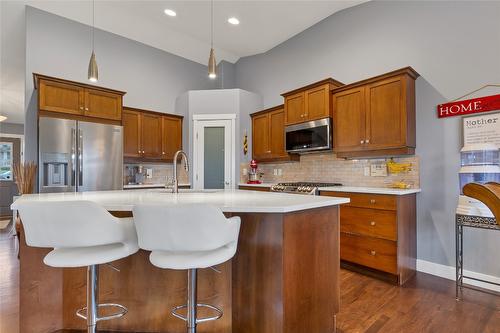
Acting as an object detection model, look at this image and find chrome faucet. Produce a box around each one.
[171,150,189,193]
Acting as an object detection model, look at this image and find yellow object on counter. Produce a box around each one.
[387,158,412,174]
[389,181,412,189]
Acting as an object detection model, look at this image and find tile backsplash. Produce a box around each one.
[240,154,420,188]
[124,163,189,185]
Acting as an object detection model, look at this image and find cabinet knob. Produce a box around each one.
[360,140,365,144]
[162,152,165,155]
[370,221,376,226]
[267,150,271,153]
[79,106,83,110]
[143,150,145,153]
[365,139,370,143]
[300,114,304,118]
[370,199,376,204]
[138,150,141,153]
[85,107,89,111]
[370,250,376,256]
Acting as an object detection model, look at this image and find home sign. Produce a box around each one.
[437,94,500,118]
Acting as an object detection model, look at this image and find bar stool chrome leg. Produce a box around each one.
[76,264,129,333]
[87,265,99,333]
[187,269,197,333]
[172,268,223,333]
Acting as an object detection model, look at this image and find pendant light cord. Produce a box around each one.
[210,0,214,48]
[92,0,95,52]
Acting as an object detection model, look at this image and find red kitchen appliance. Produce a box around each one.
[247,159,262,184]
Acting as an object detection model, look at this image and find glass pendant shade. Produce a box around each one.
[88,51,98,82]
[208,48,217,79]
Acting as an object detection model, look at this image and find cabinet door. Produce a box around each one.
[269,108,286,158]
[252,113,270,160]
[84,88,122,120]
[333,87,366,152]
[122,110,142,158]
[284,92,305,125]
[305,85,330,121]
[162,116,182,160]
[365,76,406,149]
[141,113,162,158]
[38,79,84,115]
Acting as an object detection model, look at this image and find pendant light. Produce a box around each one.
[88,0,98,82]
[208,0,217,79]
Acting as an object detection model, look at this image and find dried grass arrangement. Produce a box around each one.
[13,161,37,195]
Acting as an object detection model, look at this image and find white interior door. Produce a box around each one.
[193,117,235,190]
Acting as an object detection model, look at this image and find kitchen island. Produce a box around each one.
[12,189,349,333]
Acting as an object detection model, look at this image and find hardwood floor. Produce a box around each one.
[0,224,19,333]
[0,230,499,333]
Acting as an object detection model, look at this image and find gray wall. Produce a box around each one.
[235,1,500,277]
[0,122,24,135]
[24,6,218,163]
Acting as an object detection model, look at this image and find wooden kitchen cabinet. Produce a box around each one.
[35,74,125,122]
[122,109,142,158]
[251,105,299,163]
[321,190,416,285]
[161,116,183,160]
[123,107,183,162]
[333,67,419,158]
[282,78,343,125]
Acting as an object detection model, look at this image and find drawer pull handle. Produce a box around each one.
[370,199,376,204]
[370,250,376,256]
[370,221,376,226]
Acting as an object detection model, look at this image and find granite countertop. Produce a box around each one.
[12,189,350,213]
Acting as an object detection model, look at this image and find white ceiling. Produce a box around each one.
[0,0,366,124]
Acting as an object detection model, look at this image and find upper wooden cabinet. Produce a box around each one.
[35,74,125,122]
[123,107,183,162]
[333,67,419,158]
[251,105,299,163]
[281,78,343,125]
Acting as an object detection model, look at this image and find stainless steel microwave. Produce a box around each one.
[285,118,332,153]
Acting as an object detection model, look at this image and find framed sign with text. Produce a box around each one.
[462,112,500,148]
[438,94,500,118]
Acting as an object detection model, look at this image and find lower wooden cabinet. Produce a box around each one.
[123,107,182,162]
[321,191,416,285]
[251,105,299,163]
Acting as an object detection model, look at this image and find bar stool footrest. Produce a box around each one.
[76,303,128,322]
[171,303,223,324]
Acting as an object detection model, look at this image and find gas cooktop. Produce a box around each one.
[270,182,342,195]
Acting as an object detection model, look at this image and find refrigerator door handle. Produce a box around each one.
[71,128,76,186]
[78,128,83,187]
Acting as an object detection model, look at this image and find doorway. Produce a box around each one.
[193,114,236,190]
[0,136,22,234]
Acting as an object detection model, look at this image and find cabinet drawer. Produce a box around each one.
[340,206,397,241]
[340,233,397,274]
[322,191,397,210]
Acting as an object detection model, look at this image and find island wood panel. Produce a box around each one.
[19,229,63,333]
[238,185,271,192]
[231,206,340,333]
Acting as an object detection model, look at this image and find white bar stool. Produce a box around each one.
[133,203,241,333]
[16,200,139,333]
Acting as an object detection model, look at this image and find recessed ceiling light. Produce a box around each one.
[164,9,177,17]
[227,17,240,25]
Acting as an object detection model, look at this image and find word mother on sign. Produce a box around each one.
[437,94,500,118]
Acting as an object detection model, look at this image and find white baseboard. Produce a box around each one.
[416,259,500,293]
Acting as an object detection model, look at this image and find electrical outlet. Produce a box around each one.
[273,169,278,176]
[243,168,248,176]
[363,166,370,176]
[278,169,282,176]
[146,168,153,179]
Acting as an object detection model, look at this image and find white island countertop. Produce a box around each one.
[11,189,349,213]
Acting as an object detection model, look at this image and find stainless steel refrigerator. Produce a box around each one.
[38,117,123,193]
